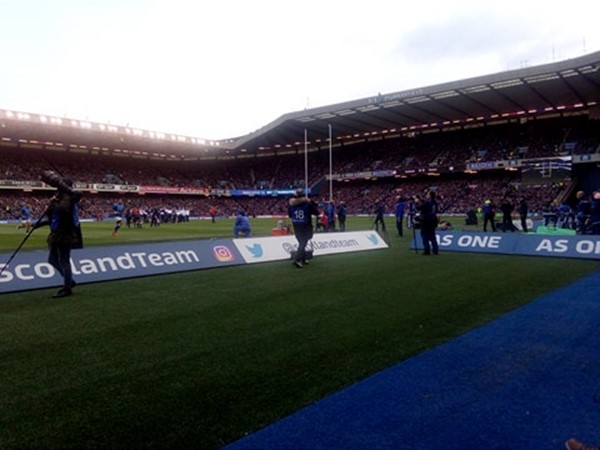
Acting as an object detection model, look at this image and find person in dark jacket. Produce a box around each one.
[395,196,405,237]
[337,201,347,232]
[499,197,517,232]
[288,189,319,268]
[326,201,336,232]
[517,197,528,232]
[417,190,439,255]
[575,190,591,234]
[482,199,496,232]
[37,178,82,298]
[373,202,386,232]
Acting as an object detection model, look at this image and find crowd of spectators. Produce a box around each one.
[0,176,566,223]
[0,116,596,222]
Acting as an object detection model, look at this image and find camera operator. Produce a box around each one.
[288,188,319,268]
[415,190,439,255]
[37,172,83,298]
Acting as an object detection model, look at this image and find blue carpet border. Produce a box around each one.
[224,269,600,450]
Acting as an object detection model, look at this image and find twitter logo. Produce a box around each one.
[246,244,263,258]
[367,234,379,245]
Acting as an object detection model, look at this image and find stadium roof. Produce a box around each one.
[231,49,600,154]
[1,50,599,160]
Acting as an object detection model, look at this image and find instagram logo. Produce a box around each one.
[213,246,234,262]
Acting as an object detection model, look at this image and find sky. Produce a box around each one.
[1,0,599,140]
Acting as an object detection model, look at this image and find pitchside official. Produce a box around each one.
[288,189,319,268]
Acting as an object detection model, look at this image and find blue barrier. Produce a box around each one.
[0,239,244,294]
[1,231,388,295]
[412,231,600,260]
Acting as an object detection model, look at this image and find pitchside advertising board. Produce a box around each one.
[231,232,388,263]
[0,231,388,294]
[412,231,600,260]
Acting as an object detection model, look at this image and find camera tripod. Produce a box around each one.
[0,208,48,279]
[371,217,391,247]
[411,221,420,255]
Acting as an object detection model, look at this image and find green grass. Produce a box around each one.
[1,218,599,449]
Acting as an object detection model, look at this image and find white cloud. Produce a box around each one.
[1,0,598,139]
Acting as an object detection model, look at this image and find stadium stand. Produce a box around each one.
[0,129,582,221]
[1,51,599,224]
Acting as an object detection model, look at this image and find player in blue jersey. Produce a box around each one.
[17,204,33,232]
[233,210,251,237]
[288,189,319,268]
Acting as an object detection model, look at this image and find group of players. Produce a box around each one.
[11,185,442,277]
